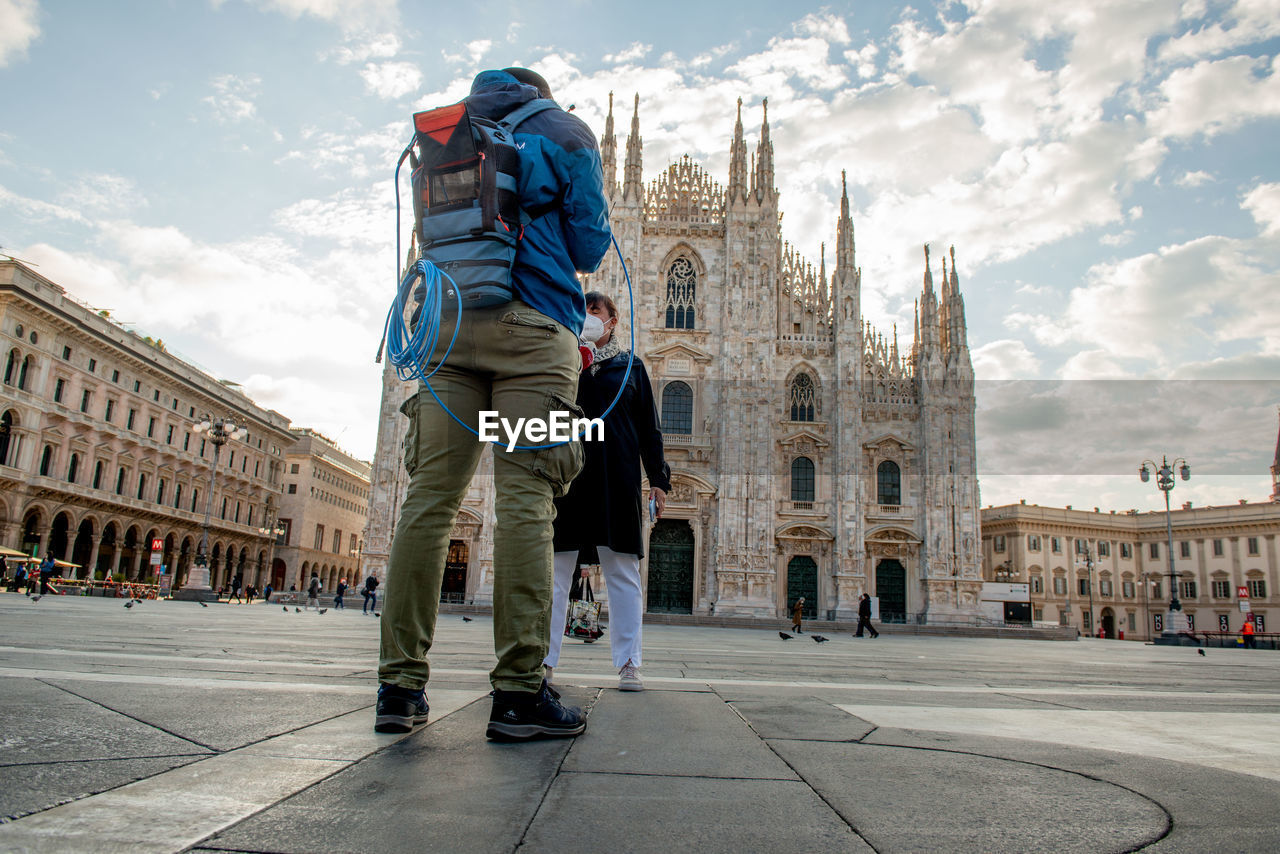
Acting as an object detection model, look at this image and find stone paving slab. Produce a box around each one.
[725,695,876,742]
[0,756,203,823]
[522,773,872,853]
[559,690,796,780]
[200,689,596,854]
[770,738,1169,853]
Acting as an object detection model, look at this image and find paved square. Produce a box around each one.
[0,594,1277,852]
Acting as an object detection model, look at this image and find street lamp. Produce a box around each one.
[1140,455,1191,641]
[257,515,287,594]
[185,415,247,595]
[1076,541,1096,638]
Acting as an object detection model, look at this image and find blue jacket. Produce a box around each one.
[467,70,612,335]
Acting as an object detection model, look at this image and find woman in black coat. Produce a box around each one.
[545,291,671,691]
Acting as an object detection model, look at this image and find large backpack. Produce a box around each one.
[409,98,559,308]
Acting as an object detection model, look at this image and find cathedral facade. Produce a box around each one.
[363,95,983,624]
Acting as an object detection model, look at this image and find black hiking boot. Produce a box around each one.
[486,680,586,741]
[374,683,430,733]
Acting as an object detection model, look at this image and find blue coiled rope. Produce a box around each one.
[382,235,635,451]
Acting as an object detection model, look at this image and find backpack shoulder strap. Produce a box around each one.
[497,98,559,134]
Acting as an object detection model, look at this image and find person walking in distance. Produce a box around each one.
[855,593,880,638]
[791,597,806,634]
[335,578,348,610]
[362,574,379,614]
[306,572,321,611]
[229,572,244,604]
[544,292,670,692]
[377,67,611,740]
[1242,617,1256,649]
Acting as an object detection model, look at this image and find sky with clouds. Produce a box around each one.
[1,0,1278,514]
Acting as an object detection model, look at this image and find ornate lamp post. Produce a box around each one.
[180,415,247,599]
[257,514,287,593]
[1076,541,1096,638]
[1140,455,1191,640]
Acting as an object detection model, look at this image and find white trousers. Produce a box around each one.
[545,546,643,669]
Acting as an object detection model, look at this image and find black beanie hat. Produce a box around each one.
[503,67,553,99]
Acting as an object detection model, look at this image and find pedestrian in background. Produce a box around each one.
[263,583,273,603]
[855,593,880,638]
[39,554,56,596]
[335,578,347,610]
[229,573,244,604]
[306,572,320,610]
[1242,618,1257,649]
[791,597,806,634]
[544,290,671,693]
[362,574,379,614]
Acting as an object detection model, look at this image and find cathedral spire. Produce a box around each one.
[946,245,969,352]
[623,93,643,202]
[728,97,748,204]
[819,242,826,291]
[835,170,855,278]
[754,97,775,203]
[600,91,617,199]
[917,244,940,356]
[1271,406,1280,502]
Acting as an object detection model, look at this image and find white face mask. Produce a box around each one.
[580,313,606,343]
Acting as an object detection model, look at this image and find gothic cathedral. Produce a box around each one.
[363,94,983,624]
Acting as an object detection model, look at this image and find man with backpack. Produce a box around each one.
[362,574,379,614]
[376,67,610,742]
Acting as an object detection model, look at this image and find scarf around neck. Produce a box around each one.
[589,337,625,376]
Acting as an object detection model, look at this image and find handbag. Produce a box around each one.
[565,574,604,641]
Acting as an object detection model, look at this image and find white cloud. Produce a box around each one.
[1157,0,1280,64]
[1099,230,1135,246]
[253,0,397,27]
[277,120,405,179]
[203,74,261,123]
[795,12,851,45]
[1242,182,1280,235]
[0,0,40,67]
[0,183,87,225]
[325,32,399,65]
[1059,349,1134,379]
[971,338,1042,379]
[1176,169,1214,187]
[56,173,147,215]
[359,60,422,99]
[1147,54,1280,139]
[603,42,652,64]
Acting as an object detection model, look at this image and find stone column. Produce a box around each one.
[86,535,102,582]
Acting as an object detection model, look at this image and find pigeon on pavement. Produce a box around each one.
[295,607,302,613]
[778,631,793,640]
[200,601,208,607]
[318,608,328,614]
[374,612,381,618]
[124,601,134,609]
[30,595,41,602]
[283,606,288,612]
[462,616,473,622]
[811,634,829,643]
[1198,648,1206,657]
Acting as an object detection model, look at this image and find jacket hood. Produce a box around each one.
[467,70,543,120]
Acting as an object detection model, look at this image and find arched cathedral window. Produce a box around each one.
[791,457,815,503]
[664,258,696,329]
[877,460,901,506]
[789,373,815,422]
[661,381,693,435]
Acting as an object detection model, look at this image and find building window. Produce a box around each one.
[174,483,182,509]
[166,424,174,444]
[133,380,140,392]
[111,369,119,383]
[349,533,358,553]
[1212,580,1231,599]
[333,530,342,553]
[1078,578,1090,596]
[1249,579,1267,598]
[660,381,693,434]
[1034,608,1044,621]
[105,399,114,422]
[1180,580,1197,599]
[1180,541,1191,559]
[147,416,156,438]
[80,389,91,413]
[220,497,228,519]
[39,445,53,476]
[876,460,901,505]
[290,463,299,474]
[92,460,104,490]
[288,483,297,494]
[993,535,1006,553]
[1051,537,1061,554]
[1027,535,1041,551]
[54,378,65,403]
[191,488,199,512]
[314,524,325,550]
[1097,541,1110,557]
[153,389,160,402]
[1212,539,1224,557]
[1121,543,1132,559]
[62,345,72,360]
[2,349,15,385]
[789,373,816,422]
[1149,542,1160,559]
[663,258,696,329]
[127,409,136,431]
[1247,537,1259,556]
[1099,579,1112,596]
[1075,539,1086,555]
[790,457,815,502]
[235,501,242,524]
[115,466,126,495]
[1122,581,1135,598]
[17,355,31,390]
[1082,611,1092,630]
[88,358,96,373]
[156,479,165,505]
[184,433,190,451]
[67,453,79,483]
[1030,576,1043,594]
[136,473,147,500]
[1151,581,1162,599]
[1053,577,1067,595]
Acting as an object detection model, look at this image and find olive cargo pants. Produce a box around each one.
[379,300,584,693]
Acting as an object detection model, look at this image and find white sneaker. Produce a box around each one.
[618,661,643,691]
